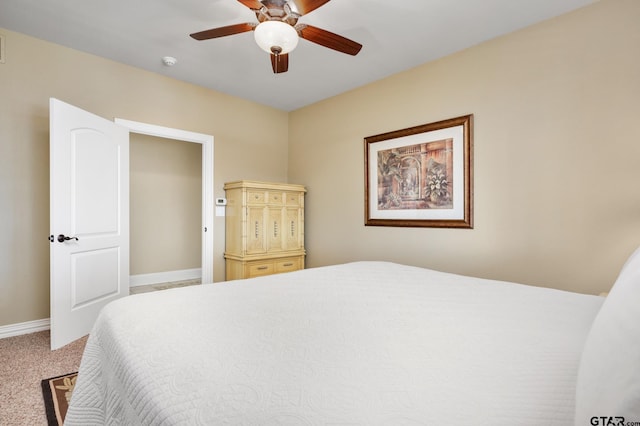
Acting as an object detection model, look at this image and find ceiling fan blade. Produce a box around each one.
[297,24,362,56]
[237,0,264,10]
[270,53,289,73]
[290,0,331,15]
[190,23,256,40]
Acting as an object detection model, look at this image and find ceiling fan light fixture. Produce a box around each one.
[254,20,299,55]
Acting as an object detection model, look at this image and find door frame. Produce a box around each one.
[114,118,214,284]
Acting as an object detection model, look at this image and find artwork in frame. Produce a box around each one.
[364,115,473,228]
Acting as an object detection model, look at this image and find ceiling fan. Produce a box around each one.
[190,0,362,74]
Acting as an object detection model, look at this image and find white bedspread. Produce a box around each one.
[66,262,603,425]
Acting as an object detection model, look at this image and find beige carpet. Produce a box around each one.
[0,331,87,426]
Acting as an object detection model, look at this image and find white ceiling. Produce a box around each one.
[0,0,595,111]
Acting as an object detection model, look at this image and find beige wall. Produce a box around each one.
[130,134,201,275]
[288,0,640,295]
[0,28,288,327]
[2,0,639,328]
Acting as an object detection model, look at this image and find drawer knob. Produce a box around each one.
[257,266,268,270]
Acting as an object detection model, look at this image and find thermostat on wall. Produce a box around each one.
[215,198,227,206]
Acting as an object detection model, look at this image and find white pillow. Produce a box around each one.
[575,246,640,425]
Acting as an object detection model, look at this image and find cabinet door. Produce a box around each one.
[284,207,302,250]
[267,207,284,252]
[246,206,266,254]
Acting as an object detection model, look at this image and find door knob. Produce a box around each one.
[57,234,79,243]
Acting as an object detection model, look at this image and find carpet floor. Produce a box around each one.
[129,278,200,294]
[0,331,87,426]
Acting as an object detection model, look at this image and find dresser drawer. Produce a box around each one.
[268,191,284,204]
[247,190,266,205]
[275,257,301,273]
[247,262,274,278]
[284,192,301,206]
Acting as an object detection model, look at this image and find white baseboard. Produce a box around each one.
[0,318,50,339]
[129,268,201,288]
[0,269,201,339]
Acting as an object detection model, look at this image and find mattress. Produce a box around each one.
[65,261,604,425]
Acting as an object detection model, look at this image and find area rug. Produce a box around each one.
[41,372,77,426]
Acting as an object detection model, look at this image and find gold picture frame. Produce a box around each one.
[365,115,473,228]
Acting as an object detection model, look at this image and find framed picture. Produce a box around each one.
[364,114,473,228]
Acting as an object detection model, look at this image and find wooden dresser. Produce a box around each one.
[224,180,306,280]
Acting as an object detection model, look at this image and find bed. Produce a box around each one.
[65,248,640,425]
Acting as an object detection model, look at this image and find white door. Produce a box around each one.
[49,98,129,350]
